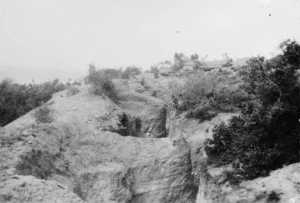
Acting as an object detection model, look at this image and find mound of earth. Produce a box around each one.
[196,162,300,203]
[1,75,299,203]
[0,169,85,203]
[0,85,196,203]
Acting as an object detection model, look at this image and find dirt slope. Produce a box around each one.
[1,72,299,203]
[0,84,196,203]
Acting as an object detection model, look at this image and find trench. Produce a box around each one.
[114,106,168,138]
[10,106,200,203]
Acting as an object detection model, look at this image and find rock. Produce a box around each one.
[74,132,197,203]
[195,162,300,203]
[76,163,133,203]
[27,135,34,144]
[117,105,168,138]
[1,70,300,203]
[0,173,85,203]
[5,169,16,176]
[1,119,196,203]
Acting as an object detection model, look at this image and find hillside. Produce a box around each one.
[0,60,299,203]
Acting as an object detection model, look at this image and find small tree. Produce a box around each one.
[150,66,159,78]
[222,53,233,67]
[190,53,199,61]
[34,105,53,123]
[173,53,185,71]
[141,77,146,86]
[87,68,118,102]
[89,64,96,74]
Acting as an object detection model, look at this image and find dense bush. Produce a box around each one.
[66,86,80,96]
[87,67,118,102]
[0,79,66,126]
[222,53,234,67]
[33,105,53,123]
[103,68,123,79]
[205,40,300,181]
[150,66,159,78]
[121,66,141,79]
[169,71,247,121]
[172,53,185,71]
[140,77,146,87]
[16,149,56,179]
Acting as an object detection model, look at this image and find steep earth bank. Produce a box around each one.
[167,109,300,203]
[1,79,299,203]
[0,85,196,203]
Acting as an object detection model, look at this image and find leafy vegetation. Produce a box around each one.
[222,53,233,67]
[169,70,248,121]
[205,40,300,180]
[267,191,281,202]
[16,149,56,179]
[140,77,148,88]
[87,65,119,102]
[150,66,159,78]
[34,105,53,124]
[172,53,185,71]
[0,79,66,126]
[121,66,141,79]
[66,85,80,96]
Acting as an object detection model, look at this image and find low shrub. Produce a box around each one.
[141,77,146,86]
[103,68,123,79]
[172,53,185,72]
[168,72,245,120]
[33,105,53,124]
[267,191,280,202]
[151,90,158,97]
[222,59,233,67]
[222,170,241,185]
[66,86,79,96]
[72,81,82,86]
[121,66,141,79]
[189,105,218,121]
[87,69,118,102]
[150,66,159,78]
[16,149,56,179]
[171,64,182,72]
[202,67,214,72]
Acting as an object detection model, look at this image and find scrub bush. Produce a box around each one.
[205,40,300,181]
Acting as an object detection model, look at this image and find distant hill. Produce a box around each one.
[0,65,85,84]
[233,57,250,66]
[206,57,250,68]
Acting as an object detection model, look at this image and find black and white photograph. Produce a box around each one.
[0,0,300,202]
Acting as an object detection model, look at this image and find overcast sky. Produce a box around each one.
[0,0,300,83]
